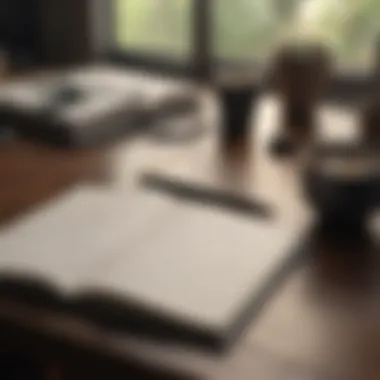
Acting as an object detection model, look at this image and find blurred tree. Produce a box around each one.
[115,0,380,69]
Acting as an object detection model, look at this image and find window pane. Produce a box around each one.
[214,0,380,70]
[293,0,380,70]
[115,0,192,57]
[213,0,294,61]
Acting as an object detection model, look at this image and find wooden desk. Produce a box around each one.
[0,97,377,380]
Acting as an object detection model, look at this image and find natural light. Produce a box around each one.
[115,0,380,69]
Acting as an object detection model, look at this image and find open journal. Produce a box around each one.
[0,186,307,351]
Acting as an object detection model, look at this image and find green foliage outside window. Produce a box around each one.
[116,0,380,69]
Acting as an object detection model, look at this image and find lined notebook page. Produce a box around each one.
[0,186,176,292]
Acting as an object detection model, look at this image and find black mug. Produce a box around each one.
[218,85,259,146]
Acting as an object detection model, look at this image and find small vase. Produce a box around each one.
[272,43,331,151]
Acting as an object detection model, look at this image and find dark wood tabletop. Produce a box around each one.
[0,96,378,380]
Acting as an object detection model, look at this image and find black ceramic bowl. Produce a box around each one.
[303,144,380,228]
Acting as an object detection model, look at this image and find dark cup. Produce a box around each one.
[217,84,259,146]
[303,143,380,232]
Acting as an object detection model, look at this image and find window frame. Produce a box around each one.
[93,0,211,79]
[94,0,377,99]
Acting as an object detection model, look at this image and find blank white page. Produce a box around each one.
[85,203,307,333]
[0,186,176,292]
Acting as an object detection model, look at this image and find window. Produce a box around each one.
[213,0,380,70]
[291,0,380,71]
[213,0,291,62]
[115,0,192,58]
[107,0,380,77]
